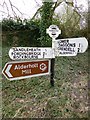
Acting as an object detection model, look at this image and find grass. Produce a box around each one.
[1,46,89,118]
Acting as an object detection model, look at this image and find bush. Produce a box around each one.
[2,18,41,47]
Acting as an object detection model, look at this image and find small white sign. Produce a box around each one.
[46,25,61,39]
[9,47,55,60]
[54,39,78,56]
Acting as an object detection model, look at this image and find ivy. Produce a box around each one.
[2,18,40,31]
[40,2,53,47]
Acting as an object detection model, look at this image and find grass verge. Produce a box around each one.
[2,46,89,118]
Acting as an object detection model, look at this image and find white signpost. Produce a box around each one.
[9,47,54,60]
[46,25,61,86]
[46,24,88,86]
[2,24,88,86]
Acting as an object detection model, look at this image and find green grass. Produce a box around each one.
[2,46,89,118]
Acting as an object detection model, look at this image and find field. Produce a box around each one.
[1,46,88,118]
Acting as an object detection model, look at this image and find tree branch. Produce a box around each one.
[34,0,41,7]
[31,7,42,20]
[3,1,10,17]
[0,10,8,14]
[52,0,62,12]
[12,4,23,15]
[8,0,17,17]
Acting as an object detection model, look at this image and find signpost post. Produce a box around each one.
[47,25,61,86]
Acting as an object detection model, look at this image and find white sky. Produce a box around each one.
[0,0,88,20]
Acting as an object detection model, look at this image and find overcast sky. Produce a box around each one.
[0,0,88,20]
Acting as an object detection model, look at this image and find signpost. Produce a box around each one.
[9,47,54,60]
[46,25,88,86]
[2,60,50,81]
[47,25,61,86]
[2,24,88,86]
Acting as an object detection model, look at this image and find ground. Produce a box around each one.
[1,46,89,118]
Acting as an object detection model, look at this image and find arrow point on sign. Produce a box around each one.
[5,64,13,78]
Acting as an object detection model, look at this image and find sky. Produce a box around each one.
[0,0,88,20]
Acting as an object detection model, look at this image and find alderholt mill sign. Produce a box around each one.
[2,60,50,81]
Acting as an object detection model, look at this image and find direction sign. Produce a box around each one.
[54,37,88,56]
[54,39,78,56]
[2,60,51,80]
[9,47,55,60]
[46,25,61,39]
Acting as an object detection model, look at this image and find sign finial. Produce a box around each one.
[46,25,61,39]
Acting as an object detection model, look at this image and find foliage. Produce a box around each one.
[2,18,39,31]
[2,18,41,47]
[39,0,75,46]
[1,0,88,47]
[1,13,88,47]
[39,2,53,47]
